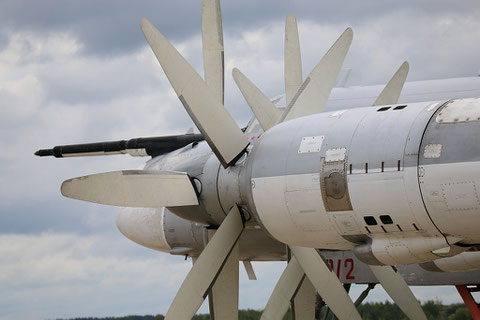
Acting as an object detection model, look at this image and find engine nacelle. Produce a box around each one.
[116,207,205,256]
[420,251,480,272]
[352,236,464,266]
[248,98,480,265]
[116,207,171,253]
[116,207,286,260]
[145,138,243,227]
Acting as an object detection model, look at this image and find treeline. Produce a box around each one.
[59,301,473,320]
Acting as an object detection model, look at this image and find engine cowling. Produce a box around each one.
[116,207,287,260]
[420,250,480,272]
[247,98,480,265]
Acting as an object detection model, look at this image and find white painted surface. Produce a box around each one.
[209,229,239,320]
[242,261,257,280]
[348,171,419,233]
[434,251,480,272]
[281,28,353,122]
[251,174,351,248]
[61,170,199,208]
[165,206,244,319]
[419,161,480,243]
[116,207,170,253]
[403,166,442,236]
[202,0,224,105]
[260,258,304,320]
[368,265,428,320]
[436,97,480,123]
[284,14,303,106]
[297,136,325,154]
[233,68,281,131]
[370,234,451,265]
[372,61,409,107]
[141,19,249,167]
[292,276,315,320]
[423,144,442,158]
[425,102,440,111]
[325,147,347,162]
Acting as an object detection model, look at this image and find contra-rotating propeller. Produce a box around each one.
[37,0,427,319]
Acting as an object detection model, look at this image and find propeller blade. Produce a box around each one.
[165,205,244,319]
[369,265,428,320]
[202,0,224,104]
[261,256,305,320]
[284,14,303,106]
[372,61,409,106]
[232,68,281,131]
[242,261,257,280]
[141,19,249,168]
[292,274,315,320]
[279,28,353,123]
[290,246,361,320]
[207,229,239,319]
[61,170,198,207]
[337,67,352,88]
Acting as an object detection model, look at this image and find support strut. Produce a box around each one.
[456,284,480,320]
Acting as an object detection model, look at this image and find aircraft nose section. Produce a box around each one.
[116,207,171,253]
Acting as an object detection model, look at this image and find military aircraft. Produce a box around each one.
[36,0,480,319]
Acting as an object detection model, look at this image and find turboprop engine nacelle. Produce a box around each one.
[247,98,480,265]
[116,207,287,260]
[116,207,204,255]
[144,140,245,228]
[420,250,480,272]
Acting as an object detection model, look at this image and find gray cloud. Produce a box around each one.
[1,1,478,56]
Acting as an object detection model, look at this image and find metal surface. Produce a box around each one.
[250,101,447,256]
[423,144,442,158]
[116,207,171,253]
[233,68,281,131]
[421,251,480,272]
[260,257,305,320]
[372,61,409,106]
[165,205,244,320]
[242,261,257,280]
[320,158,352,212]
[141,19,249,168]
[202,0,224,105]
[456,285,480,320]
[325,76,480,112]
[436,98,480,123]
[61,170,199,207]
[163,209,204,256]
[290,246,361,320]
[208,229,239,320]
[284,14,303,106]
[292,275,315,320]
[419,99,480,243]
[298,136,325,154]
[369,265,427,320]
[279,28,353,122]
[34,134,204,158]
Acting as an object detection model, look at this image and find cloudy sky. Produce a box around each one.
[1,0,480,319]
